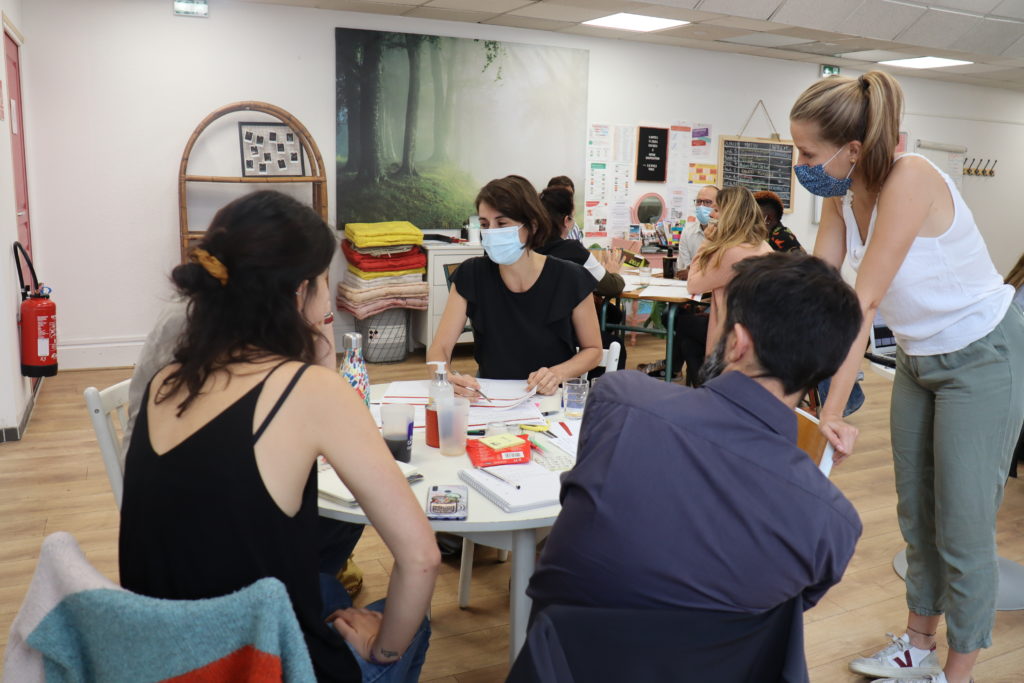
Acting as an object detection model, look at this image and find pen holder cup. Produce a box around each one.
[381,403,415,463]
[437,398,470,456]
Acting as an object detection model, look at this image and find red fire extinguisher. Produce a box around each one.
[14,242,57,377]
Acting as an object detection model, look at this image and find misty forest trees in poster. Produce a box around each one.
[336,28,588,229]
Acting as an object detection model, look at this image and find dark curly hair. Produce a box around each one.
[159,190,336,414]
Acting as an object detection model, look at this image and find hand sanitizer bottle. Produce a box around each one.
[425,361,453,448]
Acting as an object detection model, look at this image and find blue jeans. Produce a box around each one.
[320,575,431,683]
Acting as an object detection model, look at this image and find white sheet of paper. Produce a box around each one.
[638,285,693,300]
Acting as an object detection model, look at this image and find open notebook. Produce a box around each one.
[458,461,561,513]
[318,461,422,507]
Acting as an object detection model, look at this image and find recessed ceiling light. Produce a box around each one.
[878,56,973,69]
[583,13,688,33]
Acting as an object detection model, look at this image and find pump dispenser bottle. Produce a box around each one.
[425,361,453,448]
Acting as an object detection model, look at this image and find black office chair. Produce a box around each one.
[507,598,808,683]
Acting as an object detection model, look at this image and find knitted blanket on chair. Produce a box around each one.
[2,532,315,683]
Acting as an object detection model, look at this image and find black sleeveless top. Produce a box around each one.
[451,255,596,380]
[119,364,360,682]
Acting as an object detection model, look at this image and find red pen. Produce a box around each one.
[559,421,572,436]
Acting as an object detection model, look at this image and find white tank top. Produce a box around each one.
[843,153,1012,356]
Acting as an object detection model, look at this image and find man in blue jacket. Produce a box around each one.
[529,253,863,619]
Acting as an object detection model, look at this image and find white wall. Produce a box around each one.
[17,0,1024,373]
[0,1,30,433]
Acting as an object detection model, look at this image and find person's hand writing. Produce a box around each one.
[329,608,397,663]
[674,267,689,281]
[818,413,859,465]
[527,367,562,396]
[447,371,481,399]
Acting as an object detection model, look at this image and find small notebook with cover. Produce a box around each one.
[318,461,421,507]
[458,462,561,513]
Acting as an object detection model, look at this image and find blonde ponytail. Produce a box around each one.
[790,70,904,192]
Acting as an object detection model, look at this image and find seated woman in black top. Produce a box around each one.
[119,191,440,683]
[537,186,625,298]
[427,176,602,395]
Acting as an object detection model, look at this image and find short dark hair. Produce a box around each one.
[753,190,784,220]
[547,175,575,192]
[723,252,862,395]
[476,176,557,250]
[538,186,574,239]
[162,190,336,414]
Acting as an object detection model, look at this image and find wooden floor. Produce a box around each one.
[2,336,1023,682]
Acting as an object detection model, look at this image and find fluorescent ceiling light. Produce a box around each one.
[583,13,688,33]
[878,56,972,69]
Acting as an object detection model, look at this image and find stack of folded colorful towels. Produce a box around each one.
[337,221,429,320]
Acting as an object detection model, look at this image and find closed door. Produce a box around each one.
[5,32,30,264]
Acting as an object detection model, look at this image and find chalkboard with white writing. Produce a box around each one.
[636,126,668,182]
[719,136,796,212]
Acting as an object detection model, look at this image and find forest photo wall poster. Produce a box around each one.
[335,28,588,230]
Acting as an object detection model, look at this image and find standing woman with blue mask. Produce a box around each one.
[790,71,1024,683]
[427,176,602,396]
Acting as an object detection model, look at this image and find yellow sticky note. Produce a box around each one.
[479,433,523,450]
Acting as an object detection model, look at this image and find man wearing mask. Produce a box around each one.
[641,185,719,379]
[674,185,719,280]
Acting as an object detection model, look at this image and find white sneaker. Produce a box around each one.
[848,633,942,678]
[875,675,946,683]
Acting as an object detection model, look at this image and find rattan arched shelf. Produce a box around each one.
[178,101,328,262]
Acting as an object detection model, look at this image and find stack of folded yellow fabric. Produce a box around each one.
[338,221,428,320]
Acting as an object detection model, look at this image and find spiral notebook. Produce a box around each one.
[458,462,561,513]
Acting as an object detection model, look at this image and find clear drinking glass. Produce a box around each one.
[562,378,589,420]
[638,265,652,286]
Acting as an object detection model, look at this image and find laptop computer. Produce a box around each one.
[868,313,897,359]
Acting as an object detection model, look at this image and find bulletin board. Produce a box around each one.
[719,135,796,213]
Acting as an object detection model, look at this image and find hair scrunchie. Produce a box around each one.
[191,248,229,286]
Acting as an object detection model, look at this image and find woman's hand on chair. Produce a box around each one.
[819,412,858,465]
[527,367,562,396]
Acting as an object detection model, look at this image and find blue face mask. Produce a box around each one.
[481,225,525,265]
[695,205,713,226]
[794,145,855,197]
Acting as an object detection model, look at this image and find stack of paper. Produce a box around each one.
[318,461,422,507]
[458,461,561,513]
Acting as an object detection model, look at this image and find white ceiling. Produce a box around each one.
[238,0,1024,91]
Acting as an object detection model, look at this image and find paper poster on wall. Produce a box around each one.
[688,162,718,185]
[691,124,712,157]
[667,122,690,186]
[585,200,608,238]
[609,201,630,238]
[588,124,611,164]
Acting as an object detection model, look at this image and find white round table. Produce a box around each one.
[318,384,563,663]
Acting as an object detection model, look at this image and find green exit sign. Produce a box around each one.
[820,64,841,77]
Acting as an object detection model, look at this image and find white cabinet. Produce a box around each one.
[412,242,484,348]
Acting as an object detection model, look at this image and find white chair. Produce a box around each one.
[458,341,621,608]
[83,379,131,509]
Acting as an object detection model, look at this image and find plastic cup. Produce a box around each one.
[562,378,589,420]
[381,403,414,463]
[485,422,509,437]
[638,265,652,286]
[437,397,470,456]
